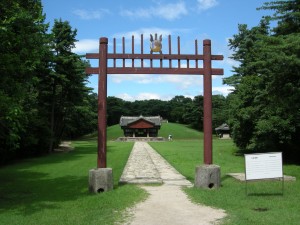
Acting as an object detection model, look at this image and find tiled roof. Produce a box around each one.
[120,115,161,127]
[215,123,230,131]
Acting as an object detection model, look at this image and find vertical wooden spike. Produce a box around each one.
[195,39,198,68]
[178,36,181,68]
[113,38,116,68]
[122,37,125,67]
[150,34,153,68]
[141,34,144,68]
[169,35,172,68]
[132,35,134,67]
[160,34,163,68]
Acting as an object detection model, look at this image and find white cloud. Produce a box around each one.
[116,93,135,101]
[155,2,188,20]
[121,8,151,19]
[110,74,202,90]
[120,1,188,21]
[212,86,234,96]
[115,91,226,101]
[72,9,110,20]
[73,39,99,53]
[116,92,162,101]
[197,0,219,10]
[110,74,153,84]
[114,27,173,40]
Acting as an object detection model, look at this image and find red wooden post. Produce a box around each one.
[203,39,212,165]
[98,37,108,168]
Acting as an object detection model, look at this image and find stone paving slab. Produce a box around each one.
[119,142,192,187]
[228,173,296,181]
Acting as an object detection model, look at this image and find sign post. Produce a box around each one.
[244,152,284,195]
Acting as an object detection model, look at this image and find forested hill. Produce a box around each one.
[106,95,228,130]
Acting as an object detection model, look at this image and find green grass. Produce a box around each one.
[158,122,204,140]
[1,123,300,225]
[80,125,123,141]
[150,140,300,225]
[0,140,147,225]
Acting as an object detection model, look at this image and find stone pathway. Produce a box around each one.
[120,142,226,225]
[119,142,192,186]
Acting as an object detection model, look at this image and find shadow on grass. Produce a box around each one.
[221,174,233,183]
[0,140,134,217]
[0,169,89,215]
[247,192,283,197]
[0,142,99,215]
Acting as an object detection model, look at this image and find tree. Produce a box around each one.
[107,97,130,126]
[181,95,203,130]
[259,0,300,35]
[0,0,50,162]
[212,95,228,129]
[169,96,192,123]
[103,94,226,132]
[226,0,300,154]
[45,19,91,151]
[63,93,98,139]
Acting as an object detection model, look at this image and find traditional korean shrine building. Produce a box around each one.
[215,123,230,138]
[120,116,162,137]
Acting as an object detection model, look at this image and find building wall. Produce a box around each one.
[123,128,158,137]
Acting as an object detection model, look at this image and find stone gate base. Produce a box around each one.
[195,164,221,189]
[89,168,113,193]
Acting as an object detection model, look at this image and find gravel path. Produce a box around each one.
[120,142,226,225]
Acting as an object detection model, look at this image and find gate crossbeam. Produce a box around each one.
[86,67,223,75]
[87,53,223,61]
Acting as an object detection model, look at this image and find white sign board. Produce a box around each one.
[245,152,283,181]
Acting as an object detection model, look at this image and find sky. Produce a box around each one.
[42,0,273,101]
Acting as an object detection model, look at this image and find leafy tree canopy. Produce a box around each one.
[226,0,300,156]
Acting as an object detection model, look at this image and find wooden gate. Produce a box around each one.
[86,34,223,168]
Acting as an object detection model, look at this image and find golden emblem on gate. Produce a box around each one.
[150,34,162,54]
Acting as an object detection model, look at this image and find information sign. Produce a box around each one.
[245,152,283,180]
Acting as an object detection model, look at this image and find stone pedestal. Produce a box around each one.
[89,168,113,193]
[195,164,221,189]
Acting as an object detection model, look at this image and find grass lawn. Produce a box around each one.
[0,141,147,225]
[1,122,299,225]
[158,122,204,140]
[150,139,300,225]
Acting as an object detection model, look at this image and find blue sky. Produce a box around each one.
[42,0,273,101]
